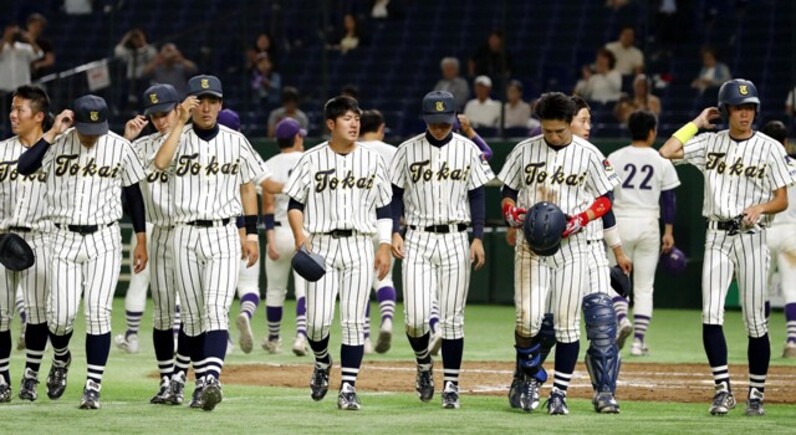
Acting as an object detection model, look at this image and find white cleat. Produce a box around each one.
[292,334,308,357]
[262,337,282,354]
[236,314,254,354]
[114,333,140,353]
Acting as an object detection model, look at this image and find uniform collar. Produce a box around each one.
[194,123,220,141]
[425,131,452,147]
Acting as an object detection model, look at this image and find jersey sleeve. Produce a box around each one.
[586,149,620,197]
[467,144,494,189]
[496,144,524,190]
[284,155,311,203]
[374,154,392,208]
[678,134,711,169]
[121,142,146,187]
[389,145,407,187]
[660,159,681,191]
[766,144,796,190]
[238,136,269,185]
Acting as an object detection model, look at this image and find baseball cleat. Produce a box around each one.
[616,319,632,350]
[189,377,206,409]
[415,362,434,402]
[150,376,171,404]
[546,388,569,415]
[429,331,443,357]
[201,376,223,411]
[46,356,71,400]
[292,334,308,357]
[0,381,11,403]
[441,381,460,409]
[166,372,186,405]
[79,380,101,410]
[310,360,331,401]
[261,337,282,354]
[236,314,254,354]
[519,378,541,412]
[337,383,361,410]
[363,337,374,354]
[744,388,765,416]
[593,391,620,414]
[508,370,523,409]
[783,341,796,358]
[114,333,140,354]
[709,382,736,415]
[374,319,392,354]
[19,368,39,401]
[630,340,649,357]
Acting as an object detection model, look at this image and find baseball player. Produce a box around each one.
[153,75,277,411]
[258,118,309,356]
[499,92,620,415]
[0,85,52,402]
[391,90,493,410]
[759,120,796,358]
[659,79,796,416]
[18,94,148,410]
[285,95,393,411]
[607,110,680,357]
[358,109,397,354]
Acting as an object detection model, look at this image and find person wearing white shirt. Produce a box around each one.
[574,49,622,103]
[464,75,501,128]
[604,27,644,76]
[503,79,531,128]
[0,25,42,92]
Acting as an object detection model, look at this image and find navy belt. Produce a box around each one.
[325,229,354,238]
[409,224,467,234]
[9,226,32,233]
[186,218,232,228]
[56,223,114,235]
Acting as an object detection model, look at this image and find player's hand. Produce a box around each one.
[502,203,527,228]
[177,96,199,123]
[294,234,311,252]
[457,114,475,137]
[132,238,148,273]
[374,243,392,280]
[391,232,405,259]
[562,213,588,238]
[242,240,259,267]
[505,227,517,246]
[470,238,486,270]
[267,243,280,261]
[661,233,675,254]
[52,110,75,135]
[124,115,149,141]
[741,205,764,227]
[693,107,721,130]
[615,251,633,275]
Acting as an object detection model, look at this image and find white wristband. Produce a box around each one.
[603,226,622,248]
[246,234,259,242]
[377,219,392,245]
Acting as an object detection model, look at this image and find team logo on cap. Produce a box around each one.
[90,111,99,121]
[739,85,749,95]
[149,93,159,104]
[201,79,210,89]
[435,101,445,112]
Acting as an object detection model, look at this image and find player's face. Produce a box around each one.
[77,132,100,148]
[570,108,591,139]
[9,96,42,136]
[727,104,756,132]
[149,109,178,134]
[541,119,572,146]
[192,96,222,130]
[427,122,453,141]
[328,110,360,143]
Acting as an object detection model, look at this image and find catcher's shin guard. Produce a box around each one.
[583,293,621,394]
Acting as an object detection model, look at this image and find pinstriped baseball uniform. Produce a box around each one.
[677,131,796,337]
[767,184,796,341]
[390,132,494,340]
[41,128,145,336]
[360,140,397,291]
[498,135,619,343]
[285,142,392,353]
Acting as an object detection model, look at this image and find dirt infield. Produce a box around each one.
[221,361,796,404]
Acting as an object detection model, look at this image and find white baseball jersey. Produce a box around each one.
[132,132,173,225]
[163,124,269,222]
[41,128,145,225]
[0,136,50,231]
[264,151,303,223]
[390,132,494,225]
[772,186,796,225]
[678,131,796,225]
[609,145,681,218]
[285,142,392,234]
[359,140,396,167]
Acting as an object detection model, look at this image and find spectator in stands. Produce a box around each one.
[503,79,531,128]
[250,52,282,109]
[327,14,363,54]
[26,13,55,80]
[468,30,513,80]
[785,85,796,116]
[114,28,156,107]
[433,57,470,112]
[573,48,622,103]
[144,43,197,97]
[614,74,661,123]
[267,86,309,137]
[0,24,42,93]
[464,75,501,128]
[691,46,731,94]
[605,26,644,76]
[246,32,278,71]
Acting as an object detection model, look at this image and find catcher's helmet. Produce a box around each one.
[0,233,35,271]
[718,78,760,119]
[522,202,567,256]
[659,247,687,276]
[291,245,327,282]
[609,265,631,298]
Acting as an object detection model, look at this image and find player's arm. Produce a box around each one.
[742,186,788,226]
[153,97,198,171]
[261,191,280,260]
[458,114,493,161]
[18,110,74,175]
[562,194,613,238]
[660,189,677,253]
[124,115,149,141]
[500,185,526,227]
[122,182,148,273]
[240,181,260,267]
[659,107,720,160]
[390,184,406,259]
[288,198,308,251]
[469,186,486,270]
[260,177,283,194]
[601,197,632,274]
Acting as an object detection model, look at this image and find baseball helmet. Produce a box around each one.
[0,233,35,271]
[291,245,326,282]
[659,247,687,275]
[717,78,760,119]
[522,202,567,256]
[609,265,631,298]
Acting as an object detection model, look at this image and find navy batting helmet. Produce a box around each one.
[291,245,327,282]
[659,247,687,276]
[522,202,567,256]
[609,265,631,298]
[0,233,35,271]
[718,78,760,119]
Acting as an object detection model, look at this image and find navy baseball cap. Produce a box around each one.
[217,109,240,131]
[143,84,179,116]
[187,74,223,98]
[422,90,456,125]
[275,118,307,140]
[73,94,109,135]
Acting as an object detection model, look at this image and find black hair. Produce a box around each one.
[628,110,658,141]
[507,79,523,93]
[597,48,617,70]
[570,95,591,115]
[762,120,788,145]
[324,95,361,121]
[277,137,295,149]
[281,86,300,104]
[535,92,576,123]
[341,84,359,99]
[360,109,384,134]
[12,85,51,116]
